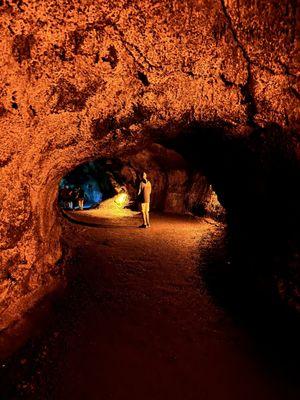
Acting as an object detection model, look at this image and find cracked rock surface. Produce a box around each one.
[0,0,299,330]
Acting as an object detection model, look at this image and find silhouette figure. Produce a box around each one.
[77,186,85,210]
[138,172,152,228]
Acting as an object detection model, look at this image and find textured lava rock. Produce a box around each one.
[0,0,299,330]
[119,143,216,214]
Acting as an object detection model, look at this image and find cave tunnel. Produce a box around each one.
[57,121,300,282]
[2,122,300,400]
[58,141,225,220]
[14,122,296,400]
[1,0,300,399]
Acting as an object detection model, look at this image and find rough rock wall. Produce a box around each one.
[0,0,299,329]
[119,143,216,215]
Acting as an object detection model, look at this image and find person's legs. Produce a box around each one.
[145,203,150,227]
[79,199,83,210]
[142,211,147,226]
[140,203,147,227]
[146,212,150,227]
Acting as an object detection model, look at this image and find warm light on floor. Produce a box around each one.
[73,192,138,219]
[114,192,128,207]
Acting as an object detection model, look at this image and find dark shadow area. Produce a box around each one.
[165,122,300,389]
[199,229,300,389]
[164,122,300,308]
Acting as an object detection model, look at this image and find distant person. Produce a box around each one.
[77,186,85,210]
[138,172,152,228]
[67,186,74,210]
[60,186,70,210]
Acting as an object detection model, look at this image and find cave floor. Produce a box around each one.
[1,213,300,399]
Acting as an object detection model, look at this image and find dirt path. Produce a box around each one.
[1,213,300,399]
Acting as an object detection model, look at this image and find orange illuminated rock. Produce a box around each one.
[0,0,298,330]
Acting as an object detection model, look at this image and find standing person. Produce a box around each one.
[60,185,70,210]
[67,186,74,210]
[77,186,85,210]
[138,172,152,228]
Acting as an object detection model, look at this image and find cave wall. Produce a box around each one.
[121,145,179,210]
[0,0,299,330]
[119,143,223,217]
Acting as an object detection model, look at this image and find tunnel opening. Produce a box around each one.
[57,119,300,309]
[58,142,226,223]
[58,160,117,210]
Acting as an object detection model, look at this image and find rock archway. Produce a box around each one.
[0,0,299,331]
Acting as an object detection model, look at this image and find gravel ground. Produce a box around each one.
[1,213,300,400]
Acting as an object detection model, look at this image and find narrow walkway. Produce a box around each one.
[1,214,299,399]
